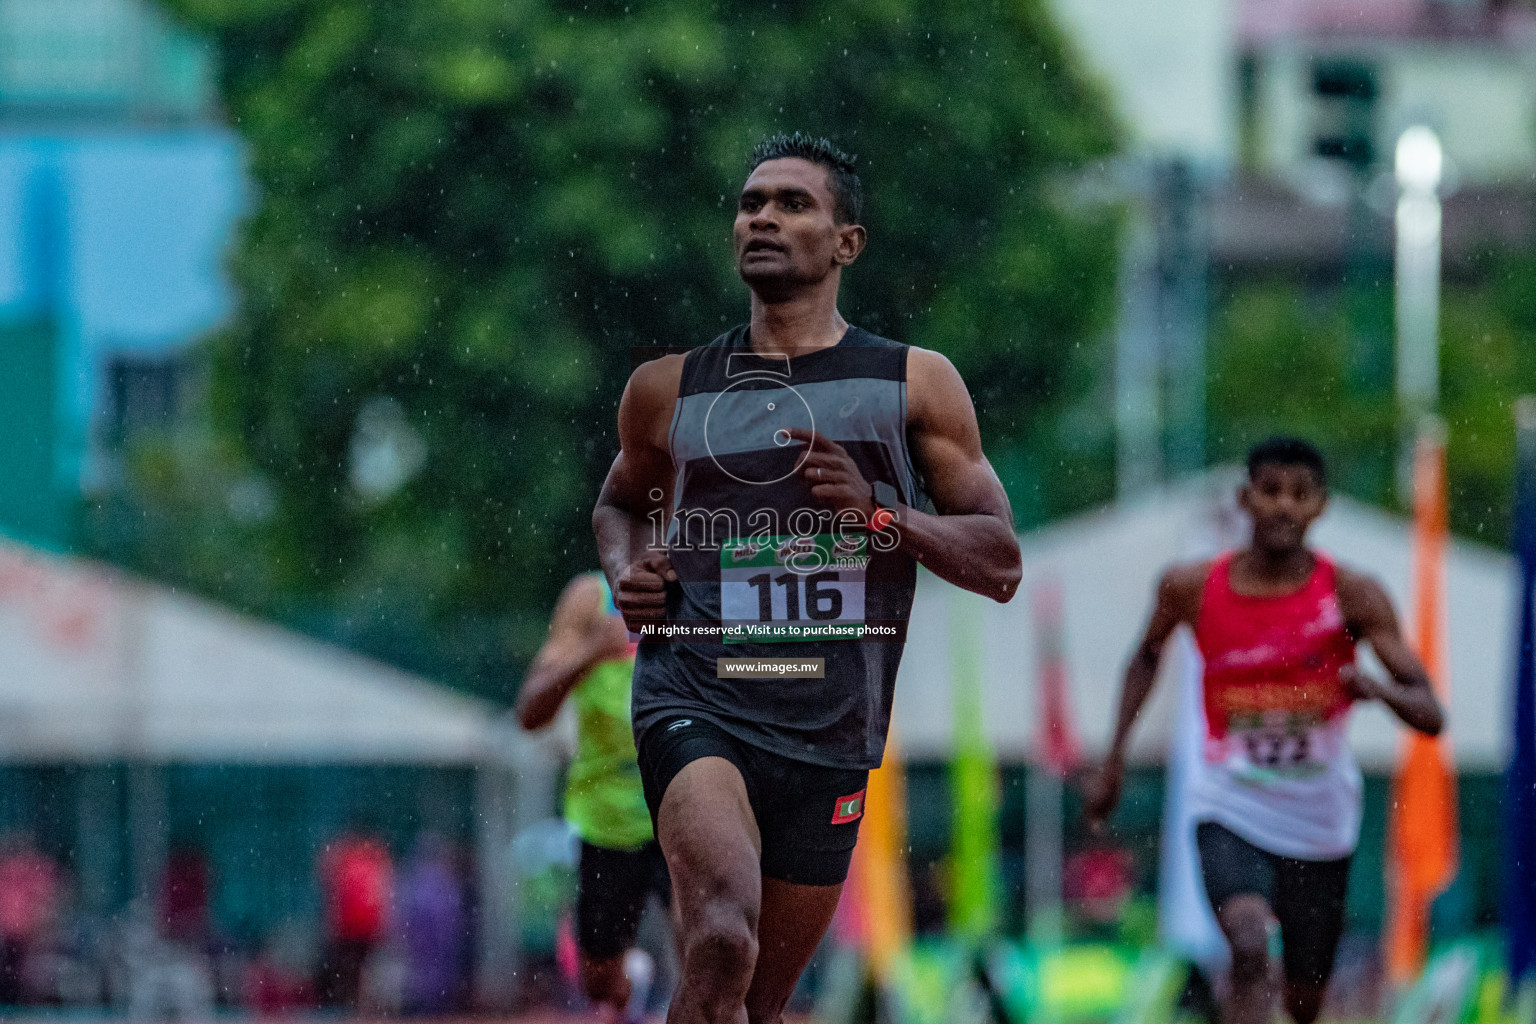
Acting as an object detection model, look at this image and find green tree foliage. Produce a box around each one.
[1207,254,1536,545]
[118,0,1120,696]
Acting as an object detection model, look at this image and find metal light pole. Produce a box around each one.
[1116,207,1162,499]
[1160,160,1209,479]
[1395,125,1444,498]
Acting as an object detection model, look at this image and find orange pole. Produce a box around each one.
[1384,424,1459,985]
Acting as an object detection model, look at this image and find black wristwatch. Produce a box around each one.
[871,480,901,513]
[869,480,903,532]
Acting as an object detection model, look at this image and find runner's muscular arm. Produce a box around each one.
[895,349,1023,601]
[786,349,1020,600]
[1334,568,1445,736]
[1085,563,1206,828]
[515,575,630,730]
[592,355,683,633]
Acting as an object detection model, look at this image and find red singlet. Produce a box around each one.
[1187,551,1363,859]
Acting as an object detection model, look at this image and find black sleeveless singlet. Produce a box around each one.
[631,324,928,769]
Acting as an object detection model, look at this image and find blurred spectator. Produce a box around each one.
[452,843,478,1006]
[158,847,210,946]
[317,828,392,1011]
[395,833,465,1016]
[241,920,316,1016]
[1063,842,1135,936]
[118,897,214,1021]
[118,846,219,1017]
[0,834,60,1004]
[41,886,107,1007]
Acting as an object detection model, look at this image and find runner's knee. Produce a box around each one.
[1230,939,1271,987]
[1221,901,1273,985]
[683,901,758,982]
[746,991,788,1024]
[579,955,628,1007]
[1284,983,1325,1024]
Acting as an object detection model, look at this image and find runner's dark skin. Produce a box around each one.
[516,575,630,732]
[593,155,1022,1024]
[515,574,637,1021]
[1084,460,1443,1024]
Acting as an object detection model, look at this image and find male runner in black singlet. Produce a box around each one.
[593,133,1023,1024]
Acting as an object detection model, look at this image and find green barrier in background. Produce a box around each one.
[1392,936,1536,1024]
[864,939,1187,1024]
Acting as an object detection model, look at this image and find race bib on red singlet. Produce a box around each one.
[1207,679,1346,781]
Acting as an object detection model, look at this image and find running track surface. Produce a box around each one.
[0,1019,817,1024]
[502,1018,810,1024]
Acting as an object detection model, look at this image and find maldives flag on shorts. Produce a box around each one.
[831,789,866,824]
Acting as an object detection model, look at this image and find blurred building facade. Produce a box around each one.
[1048,0,1536,493]
[1047,0,1238,166]
[0,0,244,551]
[1224,0,1536,280]
[1239,0,1536,183]
[1052,0,1536,203]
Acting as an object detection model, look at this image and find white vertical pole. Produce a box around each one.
[1395,126,1444,499]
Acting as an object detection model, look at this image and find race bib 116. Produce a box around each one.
[719,533,868,643]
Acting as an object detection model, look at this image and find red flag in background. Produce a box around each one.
[1032,580,1083,775]
[1385,424,1459,985]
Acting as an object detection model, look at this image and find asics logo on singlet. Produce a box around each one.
[667,719,693,731]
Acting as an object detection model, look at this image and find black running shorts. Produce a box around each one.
[576,839,670,960]
[1195,821,1351,988]
[637,715,870,887]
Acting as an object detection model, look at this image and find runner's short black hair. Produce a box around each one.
[748,132,863,226]
[1247,436,1327,487]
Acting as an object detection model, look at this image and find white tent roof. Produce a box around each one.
[0,539,504,763]
[893,472,1515,770]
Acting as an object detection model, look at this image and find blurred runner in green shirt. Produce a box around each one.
[517,572,668,1023]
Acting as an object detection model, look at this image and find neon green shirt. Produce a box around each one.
[563,578,652,850]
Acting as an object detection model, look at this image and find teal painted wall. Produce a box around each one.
[0,763,477,939]
[0,319,71,550]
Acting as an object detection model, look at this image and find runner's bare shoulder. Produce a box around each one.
[619,353,685,452]
[625,352,684,404]
[557,573,607,625]
[903,346,970,429]
[1329,562,1396,628]
[1157,559,1214,624]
